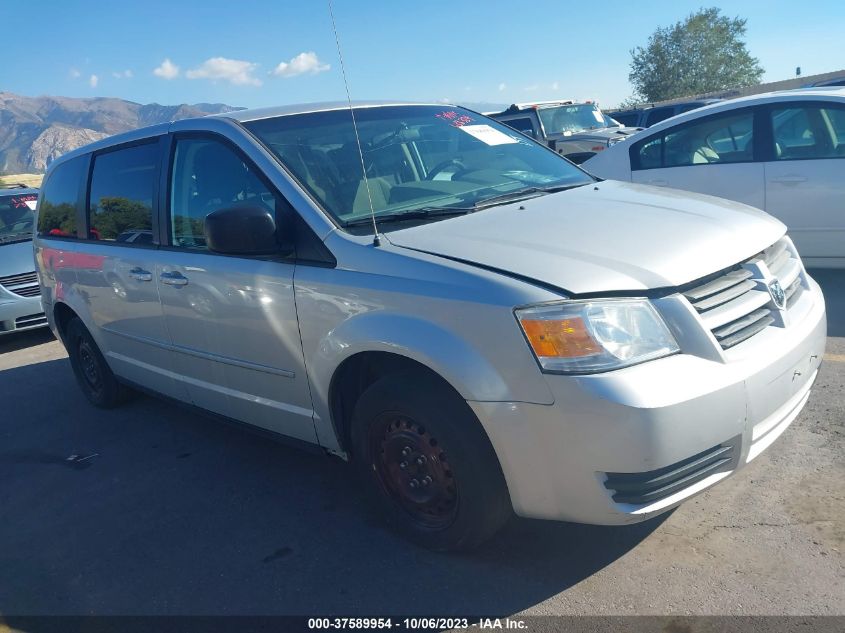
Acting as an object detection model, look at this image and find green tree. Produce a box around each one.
[628,7,764,103]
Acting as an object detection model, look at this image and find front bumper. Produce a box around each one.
[0,292,46,335]
[469,275,826,525]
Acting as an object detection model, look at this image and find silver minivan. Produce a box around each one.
[1,185,46,335]
[34,103,827,550]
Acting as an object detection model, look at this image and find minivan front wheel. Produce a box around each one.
[351,372,511,551]
[66,317,130,408]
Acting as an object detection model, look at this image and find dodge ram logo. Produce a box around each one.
[768,280,786,309]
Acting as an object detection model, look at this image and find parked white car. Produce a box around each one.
[584,88,845,268]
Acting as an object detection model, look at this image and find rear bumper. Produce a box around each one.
[470,277,826,525]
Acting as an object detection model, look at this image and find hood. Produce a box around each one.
[385,180,785,294]
[549,126,641,142]
[0,239,36,279]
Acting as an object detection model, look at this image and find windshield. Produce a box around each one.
[537,104,610,135]
[0,193,37,245]
[243,105,593,230]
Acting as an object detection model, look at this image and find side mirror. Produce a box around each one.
[204,204,278,255]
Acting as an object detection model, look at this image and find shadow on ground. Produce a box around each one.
[0,357,665,616]
[0,328,54,355]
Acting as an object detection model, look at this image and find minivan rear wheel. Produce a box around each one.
[351,372,511,551]
[66,317,130,408]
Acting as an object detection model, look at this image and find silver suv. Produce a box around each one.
[34,103,826,550]
[0,184,46,335]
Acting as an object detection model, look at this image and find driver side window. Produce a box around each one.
[169,137,276,250]
[632,111,754,170]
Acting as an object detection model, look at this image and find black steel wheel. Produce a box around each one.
[351,371,511,551]
[65,317,131,408]
[370,413,459,530]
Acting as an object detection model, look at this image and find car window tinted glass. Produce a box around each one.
[662,112,754,167]
[645,108,673,126]
[1,192,38,244]
[613,112,640,127]
[37,156,86,239]
[500,117,536,137]
[244,105,593,228]
[772,104,845,160]
[170,138,277,250]
[88,143,157,242]
[634,136,663,169]
[825,106,845,149]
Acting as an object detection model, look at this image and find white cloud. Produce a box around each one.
[112,69,133,79]
[153,58,180,80]
[498,82,506,92]
[271,51,330,78]
[69,68,81,79]
[550,81,559,90]
[89,74,99,88]
[187,57,262,86]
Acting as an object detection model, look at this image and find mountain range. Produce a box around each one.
[0,92,240,173]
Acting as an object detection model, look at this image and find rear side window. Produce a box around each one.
[771,104,845,160]
[87,142,158,242]
[37,156,86,238]
[645,107,673,127]
[612,112,641,127]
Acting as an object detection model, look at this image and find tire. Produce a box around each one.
[65,317,131,408]
[351,371,512,551]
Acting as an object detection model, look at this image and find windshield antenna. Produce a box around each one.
[327,0,380,246]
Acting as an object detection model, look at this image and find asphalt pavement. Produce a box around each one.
[0,270,842,617]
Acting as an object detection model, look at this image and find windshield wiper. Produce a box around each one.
[0,234,32,245]
[472,183,589,210]
[343,206,474,228]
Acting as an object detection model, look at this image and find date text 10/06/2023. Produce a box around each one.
[307,617,528,630]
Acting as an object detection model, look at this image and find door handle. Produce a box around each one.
[128,267,153,282]
[159,271,189,286]
[771,175,807,185]
[646,179,668,186]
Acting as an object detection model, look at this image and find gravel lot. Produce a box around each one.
[0,269,842,617]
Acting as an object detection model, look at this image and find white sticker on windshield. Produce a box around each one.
[459,124,518,146]
[592,109,604,123]
[24,200,37,211]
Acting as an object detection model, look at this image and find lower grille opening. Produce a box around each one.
[15,313,47,329]
[603,439,738,505]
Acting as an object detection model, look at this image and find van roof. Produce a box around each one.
[212,100,436,123]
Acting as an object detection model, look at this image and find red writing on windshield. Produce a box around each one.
[435,110,474,127]
[10,194,38,208]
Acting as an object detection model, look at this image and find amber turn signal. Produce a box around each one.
[520,317,602,358]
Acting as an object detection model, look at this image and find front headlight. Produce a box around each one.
[516,299,680,374]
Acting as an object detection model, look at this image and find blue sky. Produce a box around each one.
[3,0,844,110]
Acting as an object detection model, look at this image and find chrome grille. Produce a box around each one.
[0,271,40,298]
[11,285,41,297]
[683,238,805,350]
